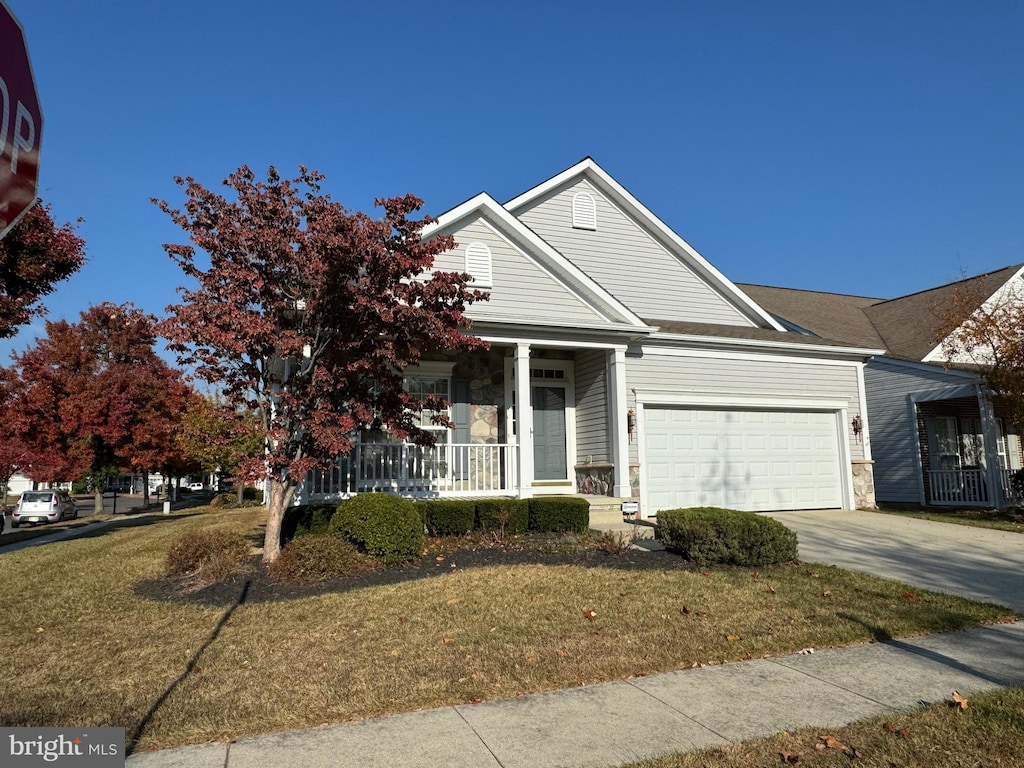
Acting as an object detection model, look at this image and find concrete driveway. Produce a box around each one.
[767,509,1024,612]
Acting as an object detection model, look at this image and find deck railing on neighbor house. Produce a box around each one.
[304,442,513,499]
[1001,468,1023,505]
[927,468,990,506]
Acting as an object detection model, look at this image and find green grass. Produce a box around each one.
[0,507,1017,754]
[872,506,1024,533]
[625,687,1024,768]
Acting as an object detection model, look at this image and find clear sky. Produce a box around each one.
[3,0,1022,360]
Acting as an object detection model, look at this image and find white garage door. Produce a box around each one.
[643,407,844,513]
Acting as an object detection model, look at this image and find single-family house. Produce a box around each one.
[741,264,1024,509]
[301,159,883,519]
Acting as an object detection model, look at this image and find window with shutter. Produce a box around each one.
[572,192,597,230]
[464,242,492,287]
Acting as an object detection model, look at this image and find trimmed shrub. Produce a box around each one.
[475,498,529,534]
[267,534,375,584]
[242,486,264,503]
[420,499,476,537]
[165,527,251,583]
[281,503,339,544]
[329,493,424,564]
[527,496,590,533]
[657,507,798,567]
[210,493,236,508]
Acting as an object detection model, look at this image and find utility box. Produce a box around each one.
[162,501,170,515]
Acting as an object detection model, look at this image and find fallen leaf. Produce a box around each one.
[442,636,454,644]
[556,649,566,657]
[902,590,919,601]
[819,734,849,752]
[390,649,398,656]
[526,655,538,663]
[446,597,461,606]
[582,608,597,621]
[952,690,969,710]
[813,743,826,753]
[701,570,711,577]
[780,751,800,765]
[397,617,404,624]
[822,590,832,597]
[726,634,741,641]
[798,647,815,655]
[766,585,777,593]
[35,627,44,633]
[681,605,692,615]
[435,556,445,561]
[752,571,761,580]
[691,661,700,668]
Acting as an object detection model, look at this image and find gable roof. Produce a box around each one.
[504,157,787,332]
[740,264,1024,362]
[422,191,652,333]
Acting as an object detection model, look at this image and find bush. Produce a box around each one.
[329,493,424,564]
[242,486,264,503]
[281,503,339,544]
[475,498,529,534]
[657,507,798,567]
[210,493,236,508]
[268,534,375,584]
[527,496,590,533]
[165,527,251,583]
[420,499,476,536]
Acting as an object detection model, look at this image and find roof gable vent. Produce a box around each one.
[464,242,493,287]
[572,192,597,230]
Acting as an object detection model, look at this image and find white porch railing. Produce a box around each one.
[927,469,990,506]
[304,442,514,499]
[1001,468,1023,505]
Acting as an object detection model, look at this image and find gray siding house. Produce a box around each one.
[301,159,882,517]
[742,265,1024,509]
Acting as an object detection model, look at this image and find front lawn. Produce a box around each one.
[0,507,1016,755]
[625,687,1024,768]
[871,506,1024,533]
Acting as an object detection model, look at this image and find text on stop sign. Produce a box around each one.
[0,74,36,175]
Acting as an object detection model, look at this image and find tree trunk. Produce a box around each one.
[142,469,150,507]
[262,478,296,563]
[93,486,103,515]
[237,480,244,505]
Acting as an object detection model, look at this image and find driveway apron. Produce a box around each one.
[767,509,1024,612]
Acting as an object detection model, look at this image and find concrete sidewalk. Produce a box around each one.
[125,620,1024,768]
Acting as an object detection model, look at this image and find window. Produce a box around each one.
[572,192,597,230]
[406,374,450,441]
[935,416,961,471]
[464,242,492,287]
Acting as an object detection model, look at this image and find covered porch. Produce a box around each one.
[916,391,1023,508]
[298,336,636,505]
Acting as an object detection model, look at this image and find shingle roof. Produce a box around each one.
[644,319,871,350]
[739,264,1024,361]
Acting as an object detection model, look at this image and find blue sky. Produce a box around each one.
[3,0,1022,359]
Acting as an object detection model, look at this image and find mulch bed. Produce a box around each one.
[134,533,691,607]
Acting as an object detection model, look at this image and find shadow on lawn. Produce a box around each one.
[126,579,251,756]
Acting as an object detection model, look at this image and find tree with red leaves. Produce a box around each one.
[0,201,86,338]
[0,367,30,506]
[155,165,486,561]
[12,303,192,513]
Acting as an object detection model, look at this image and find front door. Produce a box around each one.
[533,385,568,481]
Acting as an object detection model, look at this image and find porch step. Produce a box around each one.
[583,496,639,526]
[589,521,663,550]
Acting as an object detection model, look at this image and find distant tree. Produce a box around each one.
[156,165,487,561]
[940,277,1024,427]
[179,391,263,501]
[0,367,30,506]
[0,201,86,337]
[12,303,191,513]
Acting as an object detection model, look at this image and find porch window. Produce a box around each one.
[935,416,960,471]
[406,374,451,442]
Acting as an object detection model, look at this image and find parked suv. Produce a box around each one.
[11,490,78,528]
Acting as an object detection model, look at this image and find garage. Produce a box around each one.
[642,406,844,513]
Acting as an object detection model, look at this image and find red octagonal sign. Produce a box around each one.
[0,1,43,239]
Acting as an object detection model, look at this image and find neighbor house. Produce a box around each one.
[299,159,883,519]
[742,264,1024,509]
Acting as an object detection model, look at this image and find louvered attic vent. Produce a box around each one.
[464,242,493,287]
[572,192,597,230]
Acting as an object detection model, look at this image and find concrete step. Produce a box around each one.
[583,496,637,526]
[589,521,664,550]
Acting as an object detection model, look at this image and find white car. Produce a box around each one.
[11,490,78,527]
[187,482,205,492]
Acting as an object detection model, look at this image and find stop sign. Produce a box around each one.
[0,1,42,239]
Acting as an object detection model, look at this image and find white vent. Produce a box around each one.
[464,242,492,287]
[572,192,597,230]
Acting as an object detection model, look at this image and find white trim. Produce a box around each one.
[472,319,653,338]
[478,332,633,351]
[423,192,648,329]
[856,362,873,461]
[637,344,867,369]
[872,355,981,380]
[609,347,631,498]
[504,158,787,331]
[908,393,928,506]
[406,360,456,377]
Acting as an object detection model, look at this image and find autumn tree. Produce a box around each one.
[0,201,86,337]
[0,367,30,506]
[179,391,263,501]
[940,276,1024,426]
[156,165,486,561]
[12,303,191,513]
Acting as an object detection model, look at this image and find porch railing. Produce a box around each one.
[304,442,513,499]
[927,468,990,506]
[1001,468,1023,505]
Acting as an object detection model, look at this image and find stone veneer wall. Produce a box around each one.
[574,462,614,495]
[452,348,506,444]
[852,459,876,509]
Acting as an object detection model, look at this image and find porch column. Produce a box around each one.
[977,387,1006,508]
[515,343,534,499]
[609,346,632,498]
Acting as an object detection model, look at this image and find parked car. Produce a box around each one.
[11,490,78,528]
[187,482,205,492]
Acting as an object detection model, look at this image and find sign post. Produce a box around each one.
[0,1,43,239]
